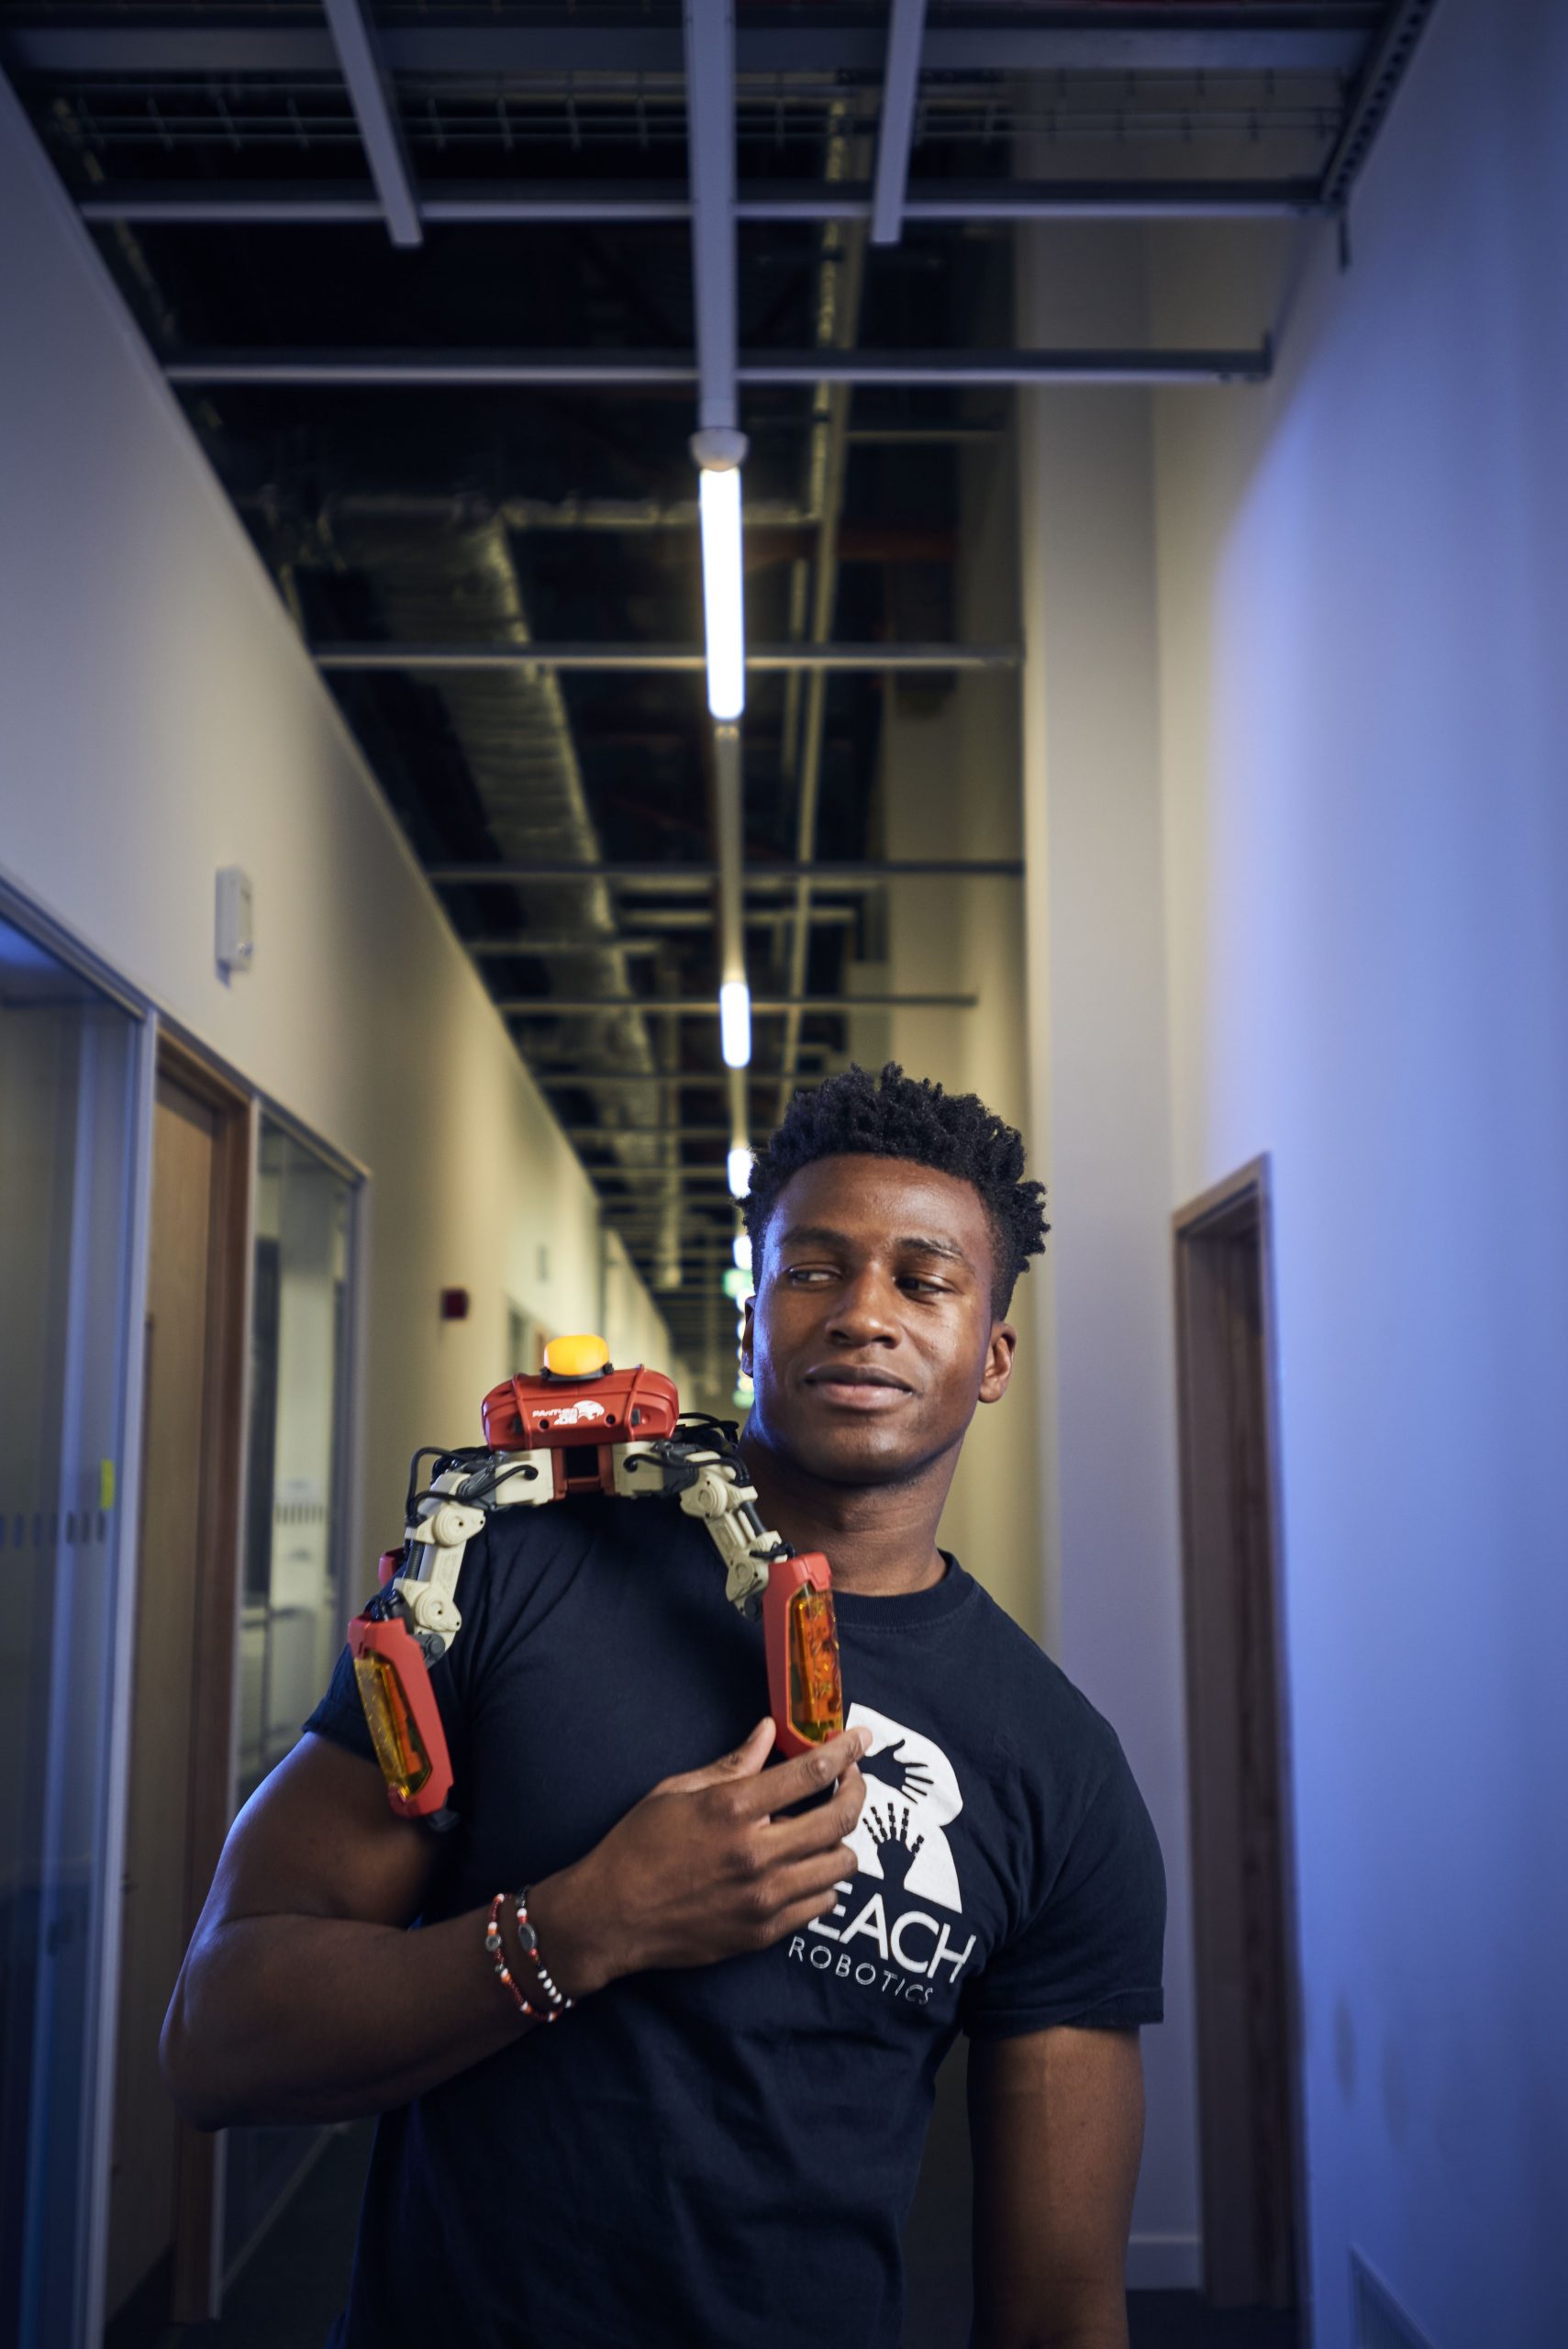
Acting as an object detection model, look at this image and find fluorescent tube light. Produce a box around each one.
[727,1144,753,1199]
[732,1233,752,1272]
[699,462,745,720]
[719,978,752,1069]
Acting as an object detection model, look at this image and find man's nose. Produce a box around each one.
[824,1267,900,1344]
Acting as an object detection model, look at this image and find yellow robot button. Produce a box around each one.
[544,1332,611,1377]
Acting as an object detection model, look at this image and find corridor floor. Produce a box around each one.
[126,2112,1296,2349]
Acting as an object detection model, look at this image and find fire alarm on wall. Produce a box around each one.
[440,1288,470,1321]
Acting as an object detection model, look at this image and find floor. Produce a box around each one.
[131,2087,1297,2349]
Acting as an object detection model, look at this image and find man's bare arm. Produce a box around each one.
[967,2025,1146,2349]
[161,1718,870,2132]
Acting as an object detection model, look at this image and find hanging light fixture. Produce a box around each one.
[691,429,748,721]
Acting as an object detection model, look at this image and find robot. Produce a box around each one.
[350,1334,843,1825]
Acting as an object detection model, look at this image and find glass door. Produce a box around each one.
[0,911,143,2349]
[227,1117,356,2271]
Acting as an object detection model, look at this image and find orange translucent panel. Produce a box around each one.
[352,1653,433,1799]
[786,1587,843,1746]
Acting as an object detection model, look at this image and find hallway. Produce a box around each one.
[4,0,1567,2343]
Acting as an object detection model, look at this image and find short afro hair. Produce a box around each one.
[742,1062,1049,1313]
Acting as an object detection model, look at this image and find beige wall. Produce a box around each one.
[1013,218,1202,2288]
[864,433,1042,1641]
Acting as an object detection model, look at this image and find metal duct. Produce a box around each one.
[327,505,670,1260]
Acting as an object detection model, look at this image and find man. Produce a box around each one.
[163,1063,1165,2349]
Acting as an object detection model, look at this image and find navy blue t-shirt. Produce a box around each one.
[305,1495,1164,2349]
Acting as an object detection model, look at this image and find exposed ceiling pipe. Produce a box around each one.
[776,118,872,1121]
[870,0,929,246]
[248,491,815,533]
[655,950,684,1291]
[315,641,1018,673]
[321,0,421,246]
[325,507,663,1193]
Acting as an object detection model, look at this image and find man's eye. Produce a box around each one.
[785,1265,837,1284]
[899,1277,944,1296]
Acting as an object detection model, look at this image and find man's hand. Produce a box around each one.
[162,1720,870,2131]
[538,1718,872,1994]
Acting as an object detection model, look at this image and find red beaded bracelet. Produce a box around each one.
[513,1888,574,2017]
[484,1889,574,2023]
[484,1893,534,2017]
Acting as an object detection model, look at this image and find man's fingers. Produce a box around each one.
[768,1870,861,1945]
[765,1849,859,1923]
[734,1724,872,1819]
[764,1764,868,1863]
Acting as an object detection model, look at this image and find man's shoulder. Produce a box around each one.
[956,1575,1126,1772]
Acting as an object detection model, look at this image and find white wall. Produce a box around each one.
[0,81,678,1575]
[1014,226,1202,2287]
[1150,3,1568,2340]
[869,428,1042,1642]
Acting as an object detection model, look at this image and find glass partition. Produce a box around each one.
[236,1120,354,1808]
[0,912,141,2349]
[227,1118,354,2270]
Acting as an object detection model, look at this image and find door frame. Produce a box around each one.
[1171,1155,1310,2328]
[160,1036,257,2321]
[99,1032,256,2328]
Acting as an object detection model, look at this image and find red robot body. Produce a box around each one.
[350,1337,843,1823]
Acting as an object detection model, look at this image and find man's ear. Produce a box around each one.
[740,1296,756,1378]
[978,1319,1017,1406]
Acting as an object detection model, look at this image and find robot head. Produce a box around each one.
[480,1335,681,1498]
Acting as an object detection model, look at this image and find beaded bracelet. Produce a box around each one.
[484,1889,576,2024]
[513,1887,575,2018]
[484,1893,535,2019]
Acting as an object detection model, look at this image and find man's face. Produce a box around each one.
[741,1153,1017,1488]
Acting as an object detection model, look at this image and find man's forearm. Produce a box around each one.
[162,1865,609,2129]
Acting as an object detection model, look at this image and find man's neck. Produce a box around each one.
[738,1430,955,1598]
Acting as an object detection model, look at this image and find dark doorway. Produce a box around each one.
[1172,1158,1306,2322]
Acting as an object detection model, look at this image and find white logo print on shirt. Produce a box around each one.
[785,1702,977,2003]
[845,1702,963,1913]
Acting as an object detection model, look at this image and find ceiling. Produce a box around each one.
[0,0,1436,1369]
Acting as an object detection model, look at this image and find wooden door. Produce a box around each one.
[106,1048,250,2329]
[1172,1159,1306,2320]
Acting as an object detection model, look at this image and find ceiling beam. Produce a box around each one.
[320,0,421,247]
[871,0,928,248]
[500,994,978,1013]
[78,178,1330,228]
[564,1125,736,1141]
[466,936,662,957]
[2,19,1376,78]
[1318,0,1440,211]
[315,640,1018,673]
[532,1070,825,1089]
[433,859,1022,885]
[633,905,856,930]
[590,1169,738,1185]
[164,345,1271,387]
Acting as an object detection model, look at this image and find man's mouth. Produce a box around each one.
[801,1364,914,1411]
